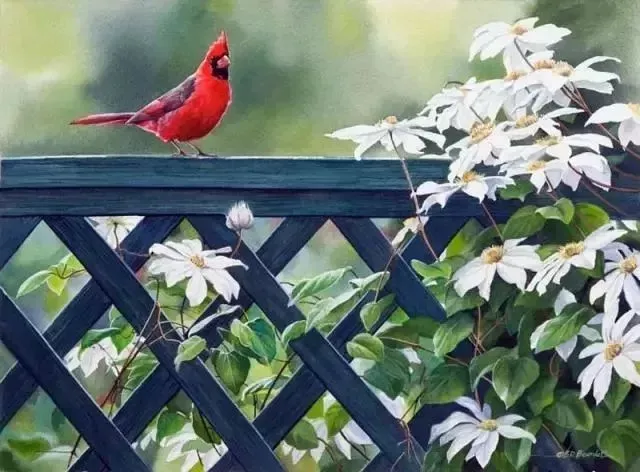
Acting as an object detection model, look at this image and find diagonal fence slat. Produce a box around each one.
[0,291,150,472]
[0,217,40,269]
[71,217,327,472]
[191,216,424,471]
[0,216,182,430]
[45,216,285,472]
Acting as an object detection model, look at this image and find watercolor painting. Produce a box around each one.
[1,1,640,471]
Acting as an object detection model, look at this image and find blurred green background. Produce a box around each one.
[1,0,640,470]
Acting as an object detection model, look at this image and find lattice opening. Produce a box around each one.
[132,396,229,471]
[0,221,91,330]
[0,388,87,472]
[278,220,372,336]
[242,217,284,252]
[0,340,16,381]
[276,394,379,471]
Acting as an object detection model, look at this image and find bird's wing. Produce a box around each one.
[127,75,197,124]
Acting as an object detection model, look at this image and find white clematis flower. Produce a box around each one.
[527,223,626,295]
[586,103,640,147]
[578,309,640,404]
[420,78,491,132]
[499,133,612,162]
[526,55,620,95]
[503,107,583,140]
[326,115,445,159]
[530,289,602,361]
[453,239,542,300]
[561,152,612,191]
[429,397,536,468]
[470,17,570,71]
[415,171,513,214]
[89,216,143,249]
[148,239,247,307]
[590,242,640,314]
[448,120,510,167]
[501,157,567,193]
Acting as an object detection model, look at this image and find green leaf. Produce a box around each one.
[526,374,557,415]
[517,311,539,358]
[504,417,541,470]
[285,419,318,450]
[535,303,596,352]
[325,402,350,436]
[411,259,453,283]
[174,335,207,369]
[46,273,68,296]
[80,328,121,350]
[363,348,411,398]
[574,202,609,234]
[305,289,359,332]
[192,408,221,445]
[289,267,351,306]
[502,206,545,239]
[211,349,250,395]
[360,294,395,332]
[596,420,640,467]
[597,427,626,466]
[422,363,470,404]
[7,435,52,460]
[604,376,631,414]
[544,391,593,432]
[281,320,306,346]
[430,282,484,317]
[445,219,484,257]
[492,357,539,408]
[433,313,474,357]
[536,198,575,224]
[347,333,385,362]
[350,271,389,293]
[499,180,535,202]
[156,410,186,442]
[244,318,277,364]
[16,270,52,298]
[111,324,135,353]
[241,374,291,401]
[422,443,464,471]
[377,317,438,348]
[468,347,512,389]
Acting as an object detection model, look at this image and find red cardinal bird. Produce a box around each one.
[71,31,231,157]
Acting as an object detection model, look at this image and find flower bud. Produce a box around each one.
[226,201,254,231]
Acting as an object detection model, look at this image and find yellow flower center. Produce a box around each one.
[535,136,560,147]
[527,160,546,172]
[504,70,527,81]
[478,419,498,431]
[620,256,638,273]
[460,171,480,184]
[481,246,504,264]
[533,59,556,70]
[384,115,398,125]
[553,61,574,77]
[515,114,538,128]
[628,103,640,117]
[190,255,206,268]
[604,342,623,361]
[470,121,495,143]
[511,24,528,35]
[558,241,585,259]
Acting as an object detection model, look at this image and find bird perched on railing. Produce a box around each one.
[71,31,231,157]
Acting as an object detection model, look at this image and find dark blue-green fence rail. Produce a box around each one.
[0,156,602,472]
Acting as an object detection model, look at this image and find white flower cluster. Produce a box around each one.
[327,16,640,469]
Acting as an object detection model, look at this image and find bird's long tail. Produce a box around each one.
[70,112,135,126]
